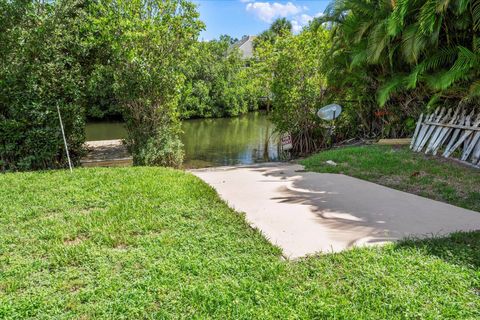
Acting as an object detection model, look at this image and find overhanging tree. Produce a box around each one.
[91,0,204,167]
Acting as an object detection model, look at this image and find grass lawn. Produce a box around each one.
[0,167,479,318]
[302,145,480,212]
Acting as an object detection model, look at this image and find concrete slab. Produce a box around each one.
[82,140,132,167]
[191,163,480,259]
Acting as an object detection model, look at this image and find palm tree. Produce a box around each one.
[321,0,480,137]
[256,18,293,46]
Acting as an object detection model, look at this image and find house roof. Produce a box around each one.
[230,35,256,59]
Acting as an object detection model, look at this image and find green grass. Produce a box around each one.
[302,145,480,212]
[0,167,479,318]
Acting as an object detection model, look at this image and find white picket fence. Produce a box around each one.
[410,107,480,167]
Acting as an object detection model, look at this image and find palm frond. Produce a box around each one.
[388,0,409,36]
[435,0,451,13]
[474,36,480,52]
[404,67,422,89]
[473,0,480,31]
[426,68,471,90]
[456,0,470,14]
[377,74,406,106]
[426,93,442,108]
[350,49,369,68]
[469,80,480,96]
[401,24,427,63]
[405,46,458,88]
[354,21,373,43]
[367,19,391,63]
[450,46,480,72]
[418,0,437,34]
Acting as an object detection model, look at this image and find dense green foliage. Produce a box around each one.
[180,36,259,119]
[248,0,480,153]
[250,19,295,114]
[86,33,262,122]
[303,145,480,212]
[251,19,339,154]
[1,0,204,170]
[269,23,331,154]
[5,0,480,168]
[90,0,203,167]
[0,0,86,171]
[320,0,480,138]
[256,17,292,45]
[0,167,478,318]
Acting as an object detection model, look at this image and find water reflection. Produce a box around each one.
[85,112,279,168]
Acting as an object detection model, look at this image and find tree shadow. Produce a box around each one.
[253,164,480,254]
[394,231,480,270]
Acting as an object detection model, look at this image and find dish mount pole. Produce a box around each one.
[331,110,336,147]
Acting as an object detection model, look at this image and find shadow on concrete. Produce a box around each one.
[192,163,480,257]
[253,164,480,251]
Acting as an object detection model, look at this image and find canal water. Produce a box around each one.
[85,112,279,168]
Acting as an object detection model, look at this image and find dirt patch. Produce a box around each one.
[69,285,82,293]
[377,175,404,187]
[79,207,106,215]
[113,243,128,251]
[64,236,86,246]
[410,171,427,178]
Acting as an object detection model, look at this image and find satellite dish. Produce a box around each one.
[317,104,342,121]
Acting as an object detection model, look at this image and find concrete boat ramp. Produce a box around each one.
[81,140,132,167]
[191,163,480,259]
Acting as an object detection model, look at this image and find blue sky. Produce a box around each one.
[194,1,331,41]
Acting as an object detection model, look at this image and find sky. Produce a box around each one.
[193,1,331,41]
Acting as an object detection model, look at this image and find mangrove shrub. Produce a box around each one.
[256,22,331,154]
[92,0,203,167]
[0,0,86,171]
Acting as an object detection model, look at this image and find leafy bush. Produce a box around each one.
[0,0,86,171]
[264,23,331,154]
[120,100,185,167]
[179,36,259,119]
[1,0,204,170]
[91,0,203,167]
[137,132,184,168]
[85,64,120,121]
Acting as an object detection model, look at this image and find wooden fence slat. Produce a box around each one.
[443,116,480,158]
[410,108,479,167]
[442,113,468,157]
[413,111,435,151]
[413,109,438,151]
[461,131,480,161]
[472,138,480,164]
[423,122,480,131]
[416,107,445,152]
[426,108,453,154]
[431,108,461,155]
[464,130,475,156]
[410,113,423,149]
[460,114,480,161]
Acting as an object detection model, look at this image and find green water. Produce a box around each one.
[85,112,279,167]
